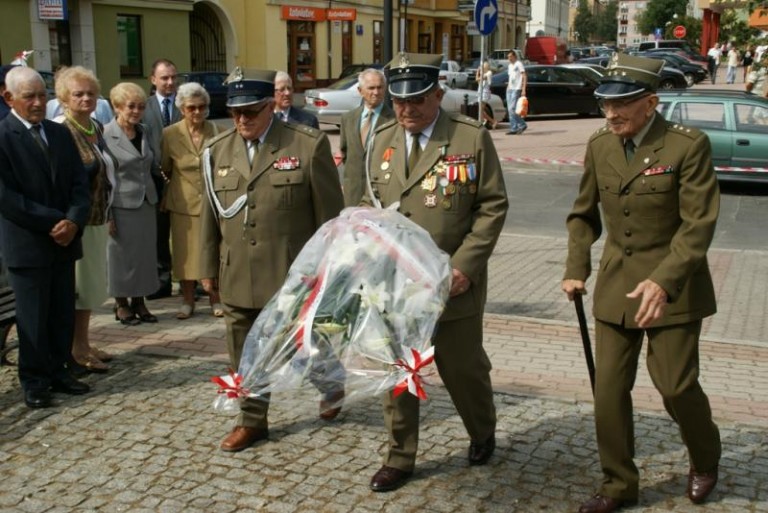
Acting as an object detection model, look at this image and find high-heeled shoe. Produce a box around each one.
[114,304,141,326]
[131,303,158,323]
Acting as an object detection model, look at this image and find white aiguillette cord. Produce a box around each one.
[202,147,248,221]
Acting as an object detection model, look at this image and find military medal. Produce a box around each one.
[445,183,456,196]
[441,198,452,210]
[421,174,437,191]
[381,147,394,171]
[217,167,229,177]
[468,183,477,194]
[438,176,450,187]
[424,194,437,208]
[384,172,391,180]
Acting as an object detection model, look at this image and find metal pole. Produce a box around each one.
[478,35,485,123]
[384,0,393,64]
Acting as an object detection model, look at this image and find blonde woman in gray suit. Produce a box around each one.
[161,82,223,319]
[104,82,160,325]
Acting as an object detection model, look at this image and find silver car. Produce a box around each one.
[303,76,507,126]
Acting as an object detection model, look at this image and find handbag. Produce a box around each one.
[515,95,529,118]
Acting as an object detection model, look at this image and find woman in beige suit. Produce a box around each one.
[161,82,223,319]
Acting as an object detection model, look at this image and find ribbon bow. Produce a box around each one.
[393,346,435,400]
[211,369,249,399]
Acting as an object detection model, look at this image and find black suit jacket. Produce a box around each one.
[278,106,320,129]
[0,115,90,267]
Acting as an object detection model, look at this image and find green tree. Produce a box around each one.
[636,0,688,36]
[573,0,595,44]
[594,0,619,43]
[718,9,760,48]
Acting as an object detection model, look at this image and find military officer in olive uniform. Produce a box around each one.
[199,68,345,453]
[562,54,721,513]
[362,53,508,492]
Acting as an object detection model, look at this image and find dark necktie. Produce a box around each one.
[625,138,635,163]
[360,110,372,147]
[30,124,48,154]
[407,132,422,179]
[162,98,172,127]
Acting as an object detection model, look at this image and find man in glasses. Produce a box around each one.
[562,53,721,513]
[199,68,344,452]
[362,52,508,492]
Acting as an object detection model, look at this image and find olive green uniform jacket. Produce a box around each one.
[565,113,719,327]
[339,103,395,207]
[363,110,508,320]
[199,120,344,309]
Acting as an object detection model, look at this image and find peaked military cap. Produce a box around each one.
[594,53,664,99]
[386,52,442,98]
[225,67,276,108]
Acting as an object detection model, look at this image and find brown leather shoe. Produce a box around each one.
[220,426,268,452]
[369,465,412,492]
[687,467,718,504]
[319,390,344,421]
[578,494,629,513]
[468,435,496,466]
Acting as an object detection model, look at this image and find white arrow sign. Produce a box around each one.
[479,3,497,33]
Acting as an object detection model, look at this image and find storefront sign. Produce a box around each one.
[327,8,356,21]
[38,0,68,20]
[281,6,326,21]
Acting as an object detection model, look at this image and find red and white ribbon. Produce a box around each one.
[393,346,435,400]
[211,369,249,399]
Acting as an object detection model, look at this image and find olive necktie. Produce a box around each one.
[360,110,372,147]
[407,132,422,179]
[625,138,635,163]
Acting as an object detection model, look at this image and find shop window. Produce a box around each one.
[288,21,316,89]
[117,15,143,77]
[373,20,382,63]
[341,21,352,70]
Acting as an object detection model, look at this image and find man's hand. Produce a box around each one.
[49,219,78,247]
[561,279,586,301]
[201,278,218,294]
[449,268,470,297]
[626,279,667,328]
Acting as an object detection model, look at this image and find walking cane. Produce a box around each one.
[574,293,595,396]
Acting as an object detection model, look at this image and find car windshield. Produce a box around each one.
[326,76,360,90]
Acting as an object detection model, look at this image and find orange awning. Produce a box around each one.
[749,8,768,29]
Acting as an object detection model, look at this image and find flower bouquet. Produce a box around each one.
[212,207,451,413]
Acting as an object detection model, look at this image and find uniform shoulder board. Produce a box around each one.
[666,121,703,139]
[449,110,484,128]
[589,125,611,141]
[204,126,236,149]
[374,117,398,132]
[283,122,321,138]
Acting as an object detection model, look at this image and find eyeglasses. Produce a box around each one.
[598,94,651,112]
[184,104,207,112]
[125,103,146,111]
[230,102,269,119]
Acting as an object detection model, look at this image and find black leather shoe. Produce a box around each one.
[687,466,718,504]
[468,435,495,465]
[51,375,90,395]
[131,304,158,323]
[146,284,172,300]
[24,388,52,408]
[369,465,412,492]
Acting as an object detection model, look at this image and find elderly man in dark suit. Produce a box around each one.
[338,68,394,207]
[199,68,344,453]
[0,66,91,408]
[362,53,508,492]
[562,53,721,513]
[273,71,320,129]
[142,58,181,300]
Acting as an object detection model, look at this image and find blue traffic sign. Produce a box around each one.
[474,0,498,36]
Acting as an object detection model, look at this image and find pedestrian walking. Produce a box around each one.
[562,53,722,513]
[707,43,721,84]
[505,51,527,135]
[726,45,739,84]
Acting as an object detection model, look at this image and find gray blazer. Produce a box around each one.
[103,120,159,209]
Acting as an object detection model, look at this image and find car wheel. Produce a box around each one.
[659,79,676,90]
[684,73,695,87]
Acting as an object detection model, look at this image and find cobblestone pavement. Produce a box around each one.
[1,230,766,512]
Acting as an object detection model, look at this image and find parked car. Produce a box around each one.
[637,39,708,65]
[303,76,506,126]
[439,60,469,88]
[177,71,229,118]
[656,90,768,183]
[489,64,602,117]
[636,51,708,86]
[577,56,688,89]
[338,63,383,80]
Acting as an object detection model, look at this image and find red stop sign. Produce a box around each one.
[673,25,686,39]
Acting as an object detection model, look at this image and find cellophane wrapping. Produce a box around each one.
[213,207,452,413]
